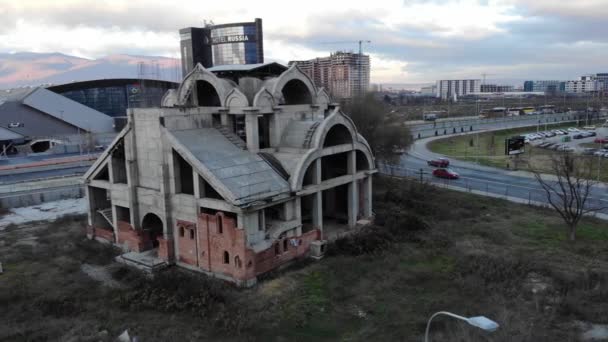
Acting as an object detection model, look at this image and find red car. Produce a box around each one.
[594,137,608,144]
[433,168,459,179]
[427,158,450,168]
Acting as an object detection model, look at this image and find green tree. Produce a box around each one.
[342,93,413,162]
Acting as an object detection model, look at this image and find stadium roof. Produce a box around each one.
[208,62,288,79]
[21,88,114,133]
[0,126,24,141]
[47,78,178,93]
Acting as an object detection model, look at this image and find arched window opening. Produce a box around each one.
[196,80,221,106]
[189,229,195,240]
[142,213,163,248]
[179,226,184,237]
[223,251,230,264]
[356,150,370,172]
[274,243,280,255]
[281,79,312,105]
[323,124,352,147]
[283,239,288,252]
[234,256,242,268]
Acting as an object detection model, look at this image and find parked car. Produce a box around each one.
[594,137,608,144]
[582,148,597,155]
[573,133,584,139]
[428,158,450,168]
[568,127,580,132]
[433,168,460,179]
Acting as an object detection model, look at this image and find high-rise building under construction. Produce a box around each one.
[289,52,370,100]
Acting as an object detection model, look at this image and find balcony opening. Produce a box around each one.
[173,150,194,195]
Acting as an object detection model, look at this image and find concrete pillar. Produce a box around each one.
[313,159,321,184]
[85,186,93,226]
[245,114,259,152]
[220,113,229,127]
[312,191,323,232]
[348,181,358,228]
[193,169,201,198]
[363,176,372,218]
[111,205,119,242]
[347,150,356,175]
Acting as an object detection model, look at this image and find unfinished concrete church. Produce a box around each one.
[84,62,376,286]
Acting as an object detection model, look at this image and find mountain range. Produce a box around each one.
[0,52,182,89]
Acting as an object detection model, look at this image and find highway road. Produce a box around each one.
[379,134,608,218]
[0,165,90,183]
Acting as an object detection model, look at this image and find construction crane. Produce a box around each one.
[481,73,497,85]
[318,40,371,95]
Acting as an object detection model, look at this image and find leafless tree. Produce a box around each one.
[343,93,413,163]
[531,153,607,241]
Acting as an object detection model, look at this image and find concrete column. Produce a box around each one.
[245,114,259,152]
[313,159,322,184]
[193,169,201,198]
[363,176,372,218]
[347,150,356,175]
[220,113,229,127]
[111,205,119,242]
[85,186,94,226]
[312,191,323,232]
[348,181,358,228]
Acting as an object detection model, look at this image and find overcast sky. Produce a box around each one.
[1,0,608,84]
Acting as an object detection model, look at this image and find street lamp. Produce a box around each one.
[424,311,499,342]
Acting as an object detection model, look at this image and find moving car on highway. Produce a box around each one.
[428,158,450,167]
[433,168,460,179]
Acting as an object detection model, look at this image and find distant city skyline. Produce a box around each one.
[2,0,608,84]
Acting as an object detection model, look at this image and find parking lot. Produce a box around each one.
[525,125,608,157]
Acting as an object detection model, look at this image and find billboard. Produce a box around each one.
[505,136,525,155]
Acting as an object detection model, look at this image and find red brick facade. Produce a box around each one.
[172,212,321,282]
[176,220,198,265]
[157,237,174,261]
[116,220,150,252]
[87,225,115,243]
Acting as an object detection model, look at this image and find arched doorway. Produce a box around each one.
[142,213,163,248]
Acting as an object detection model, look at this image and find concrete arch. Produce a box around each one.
[141,212,164,248]
[176,63,233,106]
[252,87,275,108]
[312,109,357,149]
[225,88,249,107]
[290,141,374,190]
[316,88,331,107]
[271,64,317,105]
[161,89,178,107]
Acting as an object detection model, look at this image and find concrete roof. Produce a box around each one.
[169,128,290,204]
[0,126,24,141]
[21,88,114,133]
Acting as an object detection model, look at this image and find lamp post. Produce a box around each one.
[424,311,499,342]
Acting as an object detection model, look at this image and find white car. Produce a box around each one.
[568,127,579,132]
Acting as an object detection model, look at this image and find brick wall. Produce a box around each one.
[116,220,149,252]
[87,225,115,243]
[157,237,174,261]
[176,220,197,265]
[253,229,320,275]
[197,212,254,280]
[170,210,323,282]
